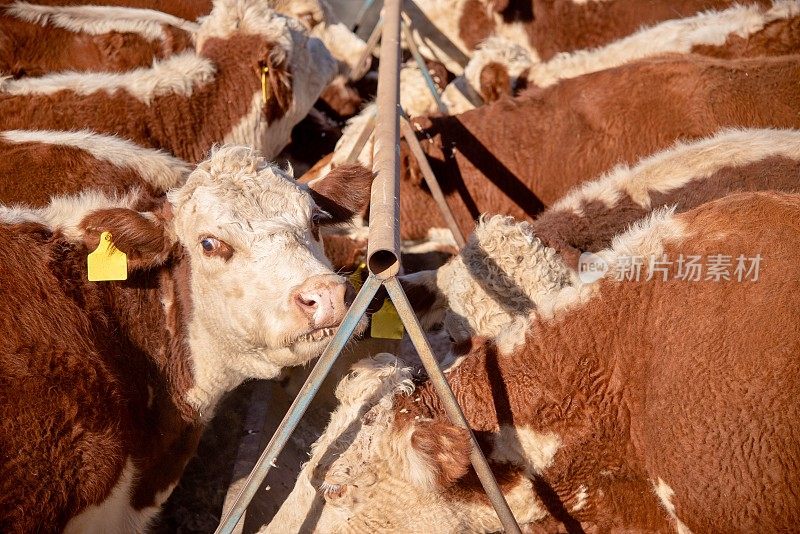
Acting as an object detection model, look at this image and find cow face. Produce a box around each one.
[167,149,372,376]
[196,0,337,157]
[401,216,576,351]
[81,149,373,398]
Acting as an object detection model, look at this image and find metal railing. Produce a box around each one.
[215,0,520,531]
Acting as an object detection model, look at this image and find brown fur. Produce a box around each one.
[0,14,193,78]
[318,75,362,119]
[0,215,198,533]
[692,10,800,58]
[398,54,800,240]
[0,166,368,531]
[533,154,800,269]
[478,60,510,103]
[458,0,770,60]
[393,192,800,531]
[0,33,293,163]
[0,0,213,20]
[0,138,163,204]
[308,163,375,222]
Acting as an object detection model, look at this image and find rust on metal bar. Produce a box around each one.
[400,117,466,247]
[367,0,402,278]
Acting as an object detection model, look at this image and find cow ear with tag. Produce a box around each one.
[80,203,176,272]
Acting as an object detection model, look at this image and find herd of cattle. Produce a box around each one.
[0,0,799,532]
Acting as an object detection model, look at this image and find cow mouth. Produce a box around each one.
[294,326,337,344]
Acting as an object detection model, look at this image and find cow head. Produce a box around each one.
[401,216,576,352]
[466,37,533,104]
[196,0,337,158]
[80,147,373,409]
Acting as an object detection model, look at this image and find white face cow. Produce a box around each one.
[163,147,372,408]
[402,215,577,353]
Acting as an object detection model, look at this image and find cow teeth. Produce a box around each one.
[299,327,336,342]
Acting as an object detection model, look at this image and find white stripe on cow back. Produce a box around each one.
[529,1,800,88]
[0,188,143,241]
[653,478,694,534]
[1,130,190,192]
[5,1,199,41]
[0,51,216,103]
[552,128,800,216]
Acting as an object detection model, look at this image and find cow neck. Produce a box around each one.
[178,34,268,162]
[99,247,199,423]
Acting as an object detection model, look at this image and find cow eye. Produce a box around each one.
[201,237,219,253]
[311,208,331,226]
[200,236,234,260]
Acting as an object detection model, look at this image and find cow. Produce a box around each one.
[1,1,196,77]
[0,129,190,205]
[265,190,800,533]
[395,53,800,241]
[406,0,770,73]
[401,127,800,346]
[0,145,374,533]
[0,0,213,20]
[0,0,336,162]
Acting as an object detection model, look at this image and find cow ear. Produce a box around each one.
[261,42,294,123]
[408,418,471,488]
[80,206,175,270]
[308,164,375,224]
[479,61,511,104]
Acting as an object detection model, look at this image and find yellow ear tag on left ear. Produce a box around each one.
[88,231,127,282]
[371,298,404,340]
[261,65,270,104]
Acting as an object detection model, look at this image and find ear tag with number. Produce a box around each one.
[371,299,405,340]
[88,231,127,282]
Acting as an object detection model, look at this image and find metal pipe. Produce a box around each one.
[351,0,378,32]
[384,277,522,533]
[400,118,466,247]
[344,109,376,164]
[367,0,402,279]
[214,276,383,534]
[401,18,448,115]
[350,17,383,81]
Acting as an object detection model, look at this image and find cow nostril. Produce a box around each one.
[296,293,319,311]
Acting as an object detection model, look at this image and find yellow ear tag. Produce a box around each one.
[87,231,127,282]
[371,299,404,340]
[348,262,367,292]
[261,65,270,104]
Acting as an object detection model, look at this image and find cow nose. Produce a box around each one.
[293,277,354,329]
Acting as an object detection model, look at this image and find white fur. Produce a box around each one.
[6,1,199,41]
[528,1,800,87]
[553,128,800,215]
[1,129,190,192]
[168,146,363,416]
[597,207,686,272]
[263,354,545,533]
[0,52,215,104]
[653,478,693,534]
[0,188,142,241]
[442,36,533,113]
[491,425,561,475]
[572,485,589,512]
[64,460,160,534]
[313,21,368,74]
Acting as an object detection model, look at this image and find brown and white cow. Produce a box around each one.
[267,190,800,532]
[402,127,800,347]
[397,53,800,241]
[0,146,373,533]
[0,0,213,21]
[407,0,770,73]
[0,0,336,162]
[0,129,190,205]
[1,1,196,77]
